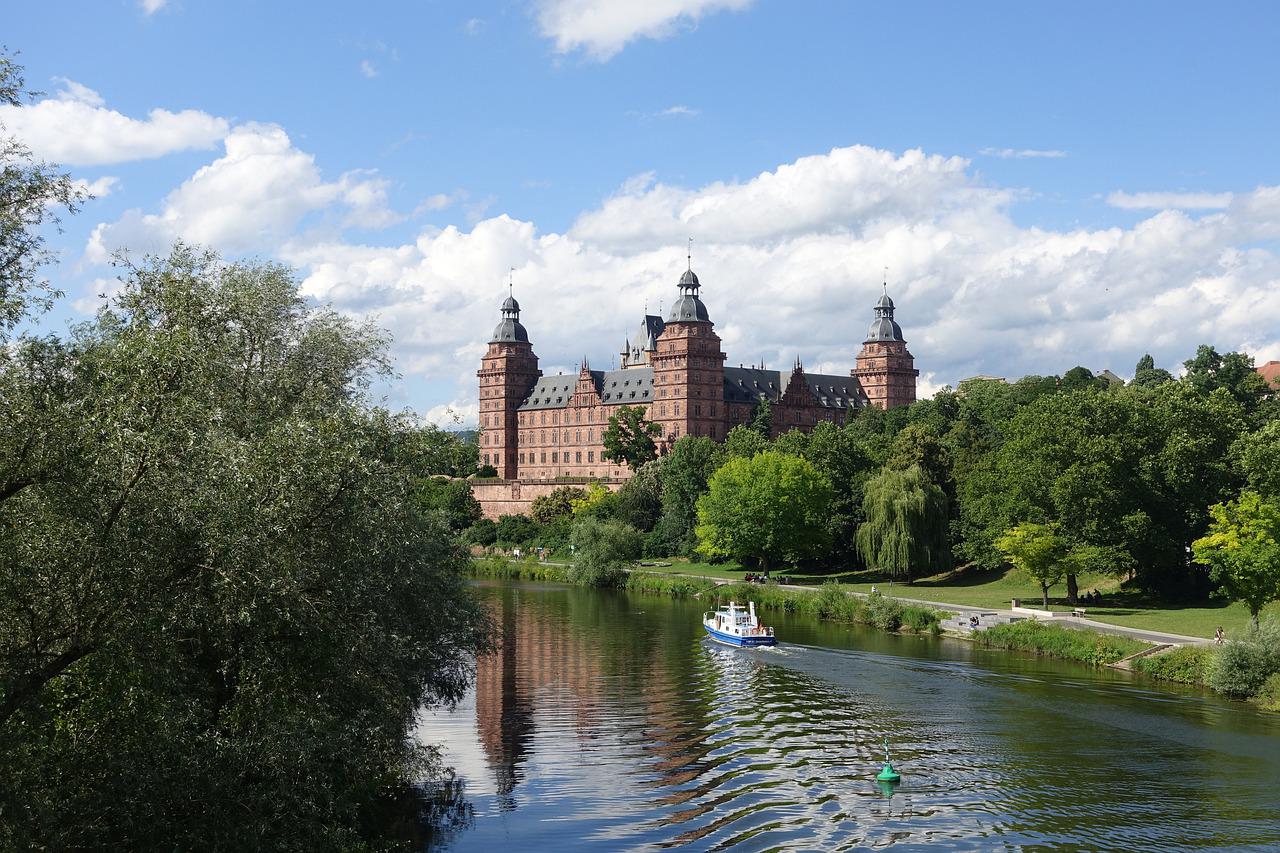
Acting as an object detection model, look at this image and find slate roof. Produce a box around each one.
[519,368,655,410]
[722,367,865,409]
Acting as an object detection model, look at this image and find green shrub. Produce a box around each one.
[864,594,903,632]
[566,517,642,588]
[466,517,497,546]
[1208,620,1280,699]
[1132,645,1214,685]
[1252,673,1280,711]
[468,554,570,582]
[976,621,1150,666]
[902,604,943,635]
[624,573,717,598]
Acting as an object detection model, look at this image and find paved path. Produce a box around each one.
[486,558,1212,647]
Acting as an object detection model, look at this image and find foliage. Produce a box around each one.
[0,245,489,850]
[567,517,642,587]
[1182,345,1268,414]
[414,477,482,532]
[1132,353,1174,388]
[466,517,498,546]
[974,622,1150,666]
[1193,491,1280,626]
[0,52,86,336]
[1206,620,1280,698]
[995,523,1067,608]
[1233,420,1280,499]
[615,459,663,531]
[711,583,942,634]
[475,463,499,478]
[529,485,586,523]
[749,396,772,436]
[695,451,834,573]
[495,513,541,546]
[623,572,718,598]
[570,481,619,519]
[856,465,950,580]
[468,554,569,583]
[722,423,769,459]
[656,436,723,554]
[602,404,662,470]
[1252,672,1280,711]
[1131,645,1214,685]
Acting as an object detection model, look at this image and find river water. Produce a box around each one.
[416,580,1280,852]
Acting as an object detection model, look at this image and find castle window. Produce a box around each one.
[519,453,525,463]
[575,452,582,463]
[541,412,546,424]
[552,452,558,463]
[541,452,547,463]
[588,451,594,462]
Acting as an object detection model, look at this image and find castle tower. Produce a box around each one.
[477,292,540,478]
[853,288,917,409]
[651,264,726,444]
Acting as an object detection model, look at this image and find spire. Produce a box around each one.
[688,236,693,272]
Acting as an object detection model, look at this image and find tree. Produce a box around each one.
[529,485,586,523]
[495,513,540,545]
[855,465,951,581]
[614,459,662,531]
[695,451,833,574]
[602,405,661,470]
[656,435,723,554]
[749,396,773,436]
[0,245,488,849]
[1132,353,1174,388]
[995,523,1068,608]
[568,517,642,587]
[1183,345,1268,413]
[414,477,482,532]
[0,52,86,336]
[1233,420,1280,499]
[722,423,769,459]
[1061,366,1105,392]
[1193,491,1280,628]
[570,481,618,518]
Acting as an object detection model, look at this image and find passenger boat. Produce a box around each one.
[702,600,777,647]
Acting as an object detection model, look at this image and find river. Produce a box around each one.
[416,580,1280,852]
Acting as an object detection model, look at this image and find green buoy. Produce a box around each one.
[876,736,901,783]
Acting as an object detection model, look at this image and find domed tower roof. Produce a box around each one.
[490,290,529,343]
[669,265,710,323]
[865,286,905,342]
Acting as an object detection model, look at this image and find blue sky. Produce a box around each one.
[6,1,1280,421]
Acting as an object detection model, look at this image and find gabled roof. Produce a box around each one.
[722,367,865,409]
[519,368,654,410]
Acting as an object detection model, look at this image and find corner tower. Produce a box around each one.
[853,288,918,409]
[477,292,540,478]
[651,264,726,444]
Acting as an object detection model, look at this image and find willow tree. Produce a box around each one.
[855,465,951,581]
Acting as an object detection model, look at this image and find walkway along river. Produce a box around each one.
[416,579,1280,852]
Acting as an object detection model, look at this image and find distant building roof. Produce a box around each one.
[1097,369,1125,386]
[519,368,655,410]
[722,366,866,409]
[1258,360,1280,390]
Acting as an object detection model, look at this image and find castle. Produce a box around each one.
[476,264,918,488]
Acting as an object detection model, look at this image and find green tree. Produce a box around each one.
[414,477,482,532]
[722,423,769,459]
[1183,345,1268,413]
[602,404,662,470]
[1061,366,1104,392]
[0,52,86,336]
[0,245,488,849]
[1233,420,1280,499]
[1193,491,1280,628]
[655,435,723,555]
[695,451,833,574]
[995,522,1068,608]
[615,459,662,531]
[568,517,642,587]
[855,465,951,581]
[749,396,773,436]
[495,513,540,545]
[1132,353,1174,388]
[529,485,586,523]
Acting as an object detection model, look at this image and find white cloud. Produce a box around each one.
[1107,190,1234,210]
[660,105,699,118]
[82,134,1280,422]
[0,79,227,166]
[359,60,378,78]
[463,18,484,35]
[86,123,398,262]
[536,0,753,60]
[70,175,120,199]
[139,0,167,14]
[979,147,1068,159]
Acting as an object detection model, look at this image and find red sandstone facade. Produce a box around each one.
[476,267,918,485]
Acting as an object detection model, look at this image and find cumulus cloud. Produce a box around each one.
[83,136,1280,424]
[536,0,753,60]
[979,147,1068,159]
[0,79,227,166]
[139,0,167,14]
[359,60,379,78]
[71,175,120,199]
[1107,190,1233,210]
[86,123,399,261]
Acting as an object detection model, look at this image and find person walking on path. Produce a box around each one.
[1215,626,1225,645]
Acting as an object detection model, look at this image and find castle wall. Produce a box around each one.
[471,478,624,520]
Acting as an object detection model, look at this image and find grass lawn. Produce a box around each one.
[637,559,1277,640]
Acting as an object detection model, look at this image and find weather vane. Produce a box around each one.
[687,236,693,271]
[508,266,514,296]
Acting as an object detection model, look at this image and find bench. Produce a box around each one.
[1072,607,1087,618]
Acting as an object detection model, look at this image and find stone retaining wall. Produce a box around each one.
[471,479,623,520]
